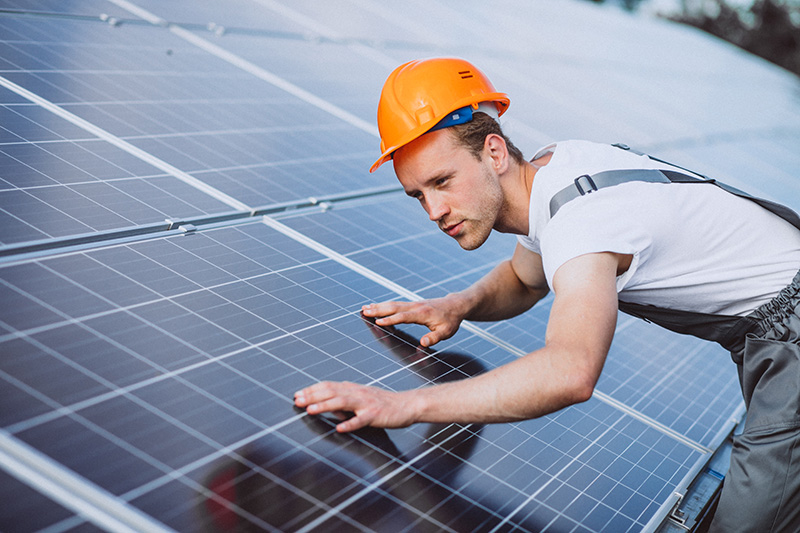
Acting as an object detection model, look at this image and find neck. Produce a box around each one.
[494,159,537,236]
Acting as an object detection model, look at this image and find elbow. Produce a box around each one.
[568,375,596,404]
[562,354,602,405]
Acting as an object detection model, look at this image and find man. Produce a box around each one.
[294,57,800,531]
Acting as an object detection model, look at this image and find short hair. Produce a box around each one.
[448,111,525,165]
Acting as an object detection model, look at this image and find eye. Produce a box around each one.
[435,176,449,187]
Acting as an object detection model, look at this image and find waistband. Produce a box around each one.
[746,268,800,337]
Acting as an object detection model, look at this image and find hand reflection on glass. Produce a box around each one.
[200,315,501,532]
[308,314,486,482]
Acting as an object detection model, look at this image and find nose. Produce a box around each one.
[425,193,449,222]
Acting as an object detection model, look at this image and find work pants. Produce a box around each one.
[710,271,800,533]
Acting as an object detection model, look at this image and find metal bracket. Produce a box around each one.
[165,219,185,231]
[668,492,687,525]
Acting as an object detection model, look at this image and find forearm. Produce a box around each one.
[299,338,605,433]
[404,345,593,425]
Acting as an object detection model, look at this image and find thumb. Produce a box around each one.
[420,332,439,347]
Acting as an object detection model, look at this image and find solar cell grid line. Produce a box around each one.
[1,310,356,445]
[596,320,741,448]
[0,226,417,391]
[106,0,379,139]
[159,334,524,528]
[164,400,700,532]
[0,111,242,243]
[490,413,635,533]
[293,427,477,533]
[260,214,532,361]
[0,227,350,393]
[0,75,251,212]
[3,266,468,528]
[0,230,404,524]
[0,14,393,210]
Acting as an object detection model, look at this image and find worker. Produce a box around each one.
[294,57,800,531]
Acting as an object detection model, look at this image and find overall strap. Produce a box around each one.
[548,144,800,233]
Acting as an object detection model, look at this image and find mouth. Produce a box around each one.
[442,221,464,237]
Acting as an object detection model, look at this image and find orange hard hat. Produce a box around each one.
[369,57,510,173]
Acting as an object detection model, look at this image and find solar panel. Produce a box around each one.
[2,0,797,531]
[0,216,715,532]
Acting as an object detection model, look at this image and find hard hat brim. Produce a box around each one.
[369,94,509,173]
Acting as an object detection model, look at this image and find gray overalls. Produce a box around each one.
[551,145,800,532]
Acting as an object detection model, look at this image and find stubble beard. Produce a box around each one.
[453,168,503,251]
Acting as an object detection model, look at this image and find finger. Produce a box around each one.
[330,410,351,421]
[294,381,341,407]
[373,311,419,327]
[420,333,436,347]
[421,324,454,347]
[305,396,352,416]
[336,412,372,433]
[362,301,412,318]
[294,389,311,407]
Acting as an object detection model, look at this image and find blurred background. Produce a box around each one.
[597,0,800,76]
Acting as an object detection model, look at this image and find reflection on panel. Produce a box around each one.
[140,398,703,532]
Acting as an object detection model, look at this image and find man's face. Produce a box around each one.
[393,129,503,251]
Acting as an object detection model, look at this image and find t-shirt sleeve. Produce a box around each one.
[539,189,652,292]
[516,234,541,254]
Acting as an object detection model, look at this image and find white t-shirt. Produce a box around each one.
[517,140,800,316]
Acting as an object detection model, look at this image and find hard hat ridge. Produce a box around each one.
[369,57,510,173]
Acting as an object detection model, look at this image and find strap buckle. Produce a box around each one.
[574,174,598,196]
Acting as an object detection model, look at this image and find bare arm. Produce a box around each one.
[294,252,621,432]
[362,243,549,347]
[458,243,550,322]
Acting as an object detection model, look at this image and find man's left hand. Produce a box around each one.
[294,381,418,433]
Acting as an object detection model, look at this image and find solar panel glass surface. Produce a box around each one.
[1,219,711,532]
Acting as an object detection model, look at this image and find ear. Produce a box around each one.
[483,134,510,174]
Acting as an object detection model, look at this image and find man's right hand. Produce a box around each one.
[361,296,465,347]
[360,245,550,348]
